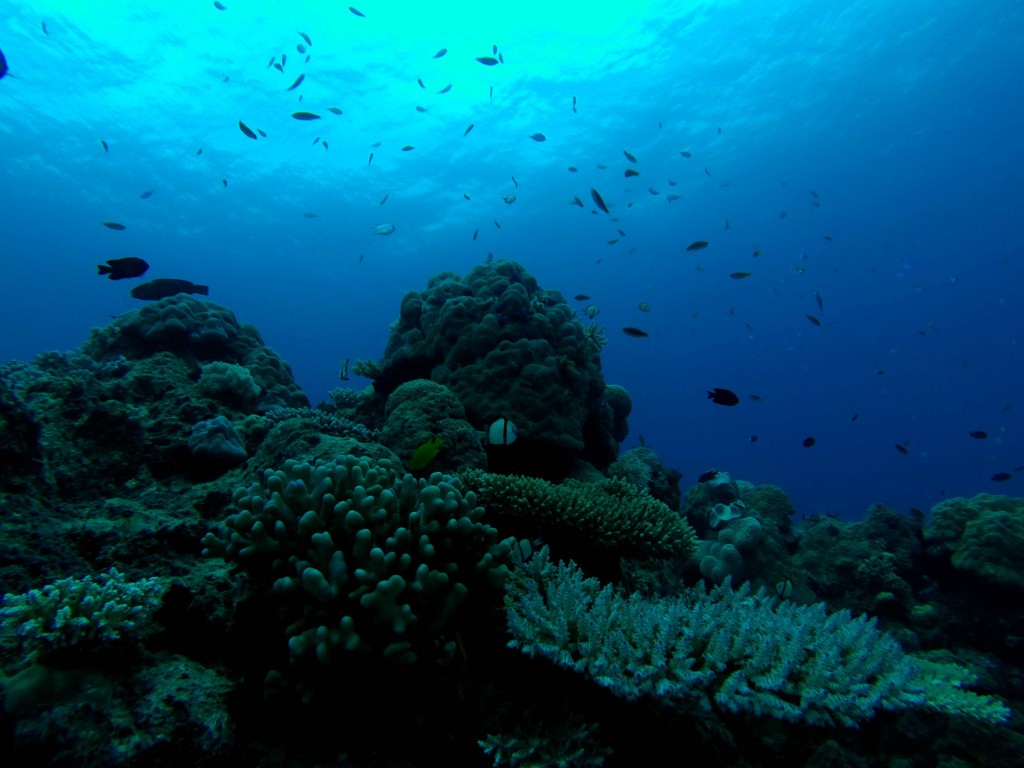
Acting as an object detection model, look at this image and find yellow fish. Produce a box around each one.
[410,437,443,470]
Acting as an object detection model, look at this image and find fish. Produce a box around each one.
[410,437,443,470]
[401,145,415,151]
[433,48,447,58]
[570,196,584,207]
[463,193,470,200]
[348,6,365,16]
[213,1,227,9]
[529,133,546,142]
[512,176,518,188]
[286,73,305,91]
[596,163,607,170]
[679,151,692,158]
[697,470,719,483]
[616,229,626,237]
[637,302,651,312]
[303,212,317,218]
[417,78,425,88]
[991,472,1013,482]
[476,56,499,66]
[815,291,824,311]
[97,257,149,280]
[622,327,649,338]
[257,128,267,137]
[379,193,389,205]
[130,278,208,300]
[139,190,154,199]
[282,54,287,67]
[368,152,374,165]
[707,388,739,406]
[437,83,452,94]
[274,63,283,72]
[805,314,822,326]
[969,431,988,439]
[851,413,859,421]
[666,194,681,202]
[493,44,498,54]
[415,106,427,113]
[705,167,711,175]
[291,111,320,120]
[483,418,518,445]
[222,179,228,186]
[101,222,126,230]
[648,188,659,195]
[297,44,307,54]
[100,140,109,153]
[464,123,474,137]
[729,272,752,279]
[267,56,275,68]
[590,188,610,214]
[572,95,577,113]
[567,166,578,173]
[327,107,343,115]
[503,195,516,205]
[894,443,910,455]
[472,229,478,241]
[686,241,709,251]
[299,31,312,46]
[823,235,833,241]
[371,224,396,235]
[623,150,637,163]
[485,252,494,264]
[802,436,816,448]
[312,136,321,145]
[752,249,762,258]
[494,219,501,229]
[750,435,759,443]
[238,120,258,139]
[583,305,599,318]
[41,21,49,34]
[775,579,793,599]
[780,211,788,218]
[749,394,764,402]
[624,169,639,178]
[574,294,591,301]
[724,218,730,229]
[607,239,619,245]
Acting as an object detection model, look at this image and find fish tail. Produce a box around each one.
[97,264,111,275]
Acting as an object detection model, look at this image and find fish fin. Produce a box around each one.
[97,265,111,275]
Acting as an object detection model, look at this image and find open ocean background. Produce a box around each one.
[1,0,1021,521]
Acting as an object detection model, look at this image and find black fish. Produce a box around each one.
[97,257,149,280]
[802,436,816,448]
[257,128,267,137]
[286,73,305,91]
[729,272,752,279]
[464,123,474,137]
[574,294,590,301]
[805,314,822,326]
[679,151,692,158]
[368,153,373,165]
[815,291,824,311]
[221,179,228,186]
[686,241,708,251]
[472,229,478,240]
[130,278,208,301]
[622,327,649,338]
[749,435,758,443]
[291,111,320,120]
[476,56,499,66]
[707,388,739,406]
[327,107,343,114]
[214,1,226,9]
[299,31,312,46]
[102,222,126,230]
[624,168,639,178]
[591,188,609,214]
[401,145,414,151]
[494,219,501,228]
[969,430,988,439]
[379,193,389,205]
[991,472,1013,482]
[139,190,154,199]
[297,43,306,54]
[274,63,283,72]
[238,120,258,139]
[697,469,719,483]
[463,193,470,200]
[623,150,637,163]
[894,443,909,455]
[348,6,365,17]
[416,106,427,112]
[438,83,452,94]
[572,95,577,113]
[100,139,109,153]
[417,78,425,88]
[433,48,447,58]
[529,133,546,141]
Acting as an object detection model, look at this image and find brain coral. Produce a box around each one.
[371,261,621,475]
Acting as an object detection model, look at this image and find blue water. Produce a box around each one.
[1,0,1021,520]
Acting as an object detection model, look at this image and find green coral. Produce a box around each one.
[461,470,696,559]
[0,569,166,662]
[505,548,1009,727]
[201,455,517,664]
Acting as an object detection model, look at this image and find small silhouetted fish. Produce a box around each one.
[379,193,389,205]
[327,107,343,114]
[472,229,478,240]
[749,394,764,402]
[476,56,499,66]
[679,151,692,158]
[623,150,638,163]
[815,291,823,311]
[895,443,910,455]
[299,31,312,46]
[803,436,816,448]
[730,272,752,279]
[622,327,649,338]
[401,145,414,151]
[591,188,609,214]
[415,105,427,112]
[667,194,680,202]
[438,83,452,93]
[494,219,501,228]
[291,111,320,120]
[303,212,317,218]
[41,21,49,34]
[489,85,493,101]
[805,314,822,326]
[286,73,305,90]
[698,469,719,483]
[529,133,546,142]
[512,175,518,188]
[274,62,283,72]
[572,95,577,113]
[222,179,227,186]
[102,222,126,230]
[750,435,758,443]
[100,139,109,153]
[969,431,988,439]
[97,257,149,280]
[823,235,833,241]
[312,136,320,145]
[463,193,470,200]
[779,211,788,219]
[257,128,267,137]
[214,1,226,9]
[991,472,1013,482]
[140,190,154,199]
[574,294,590,301]
[433,48,447,58]
[348,6,365,17]
[568,166,578,172]
[607,239,619,245]
[417,78,425,88]
[707,388,739,406]
[570,196,584,207]
[852,413,859,421]
[322,141,328,149]
[485,252,494,264]
[282,54,288,67]
[624,168,639,177]
[464,123,474,137]
[267,56,275,68]
[686,241,708,251]
[724,218,730,229]
[238,120,258,139]
[131,278,208,301]
[368,153,373,165]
